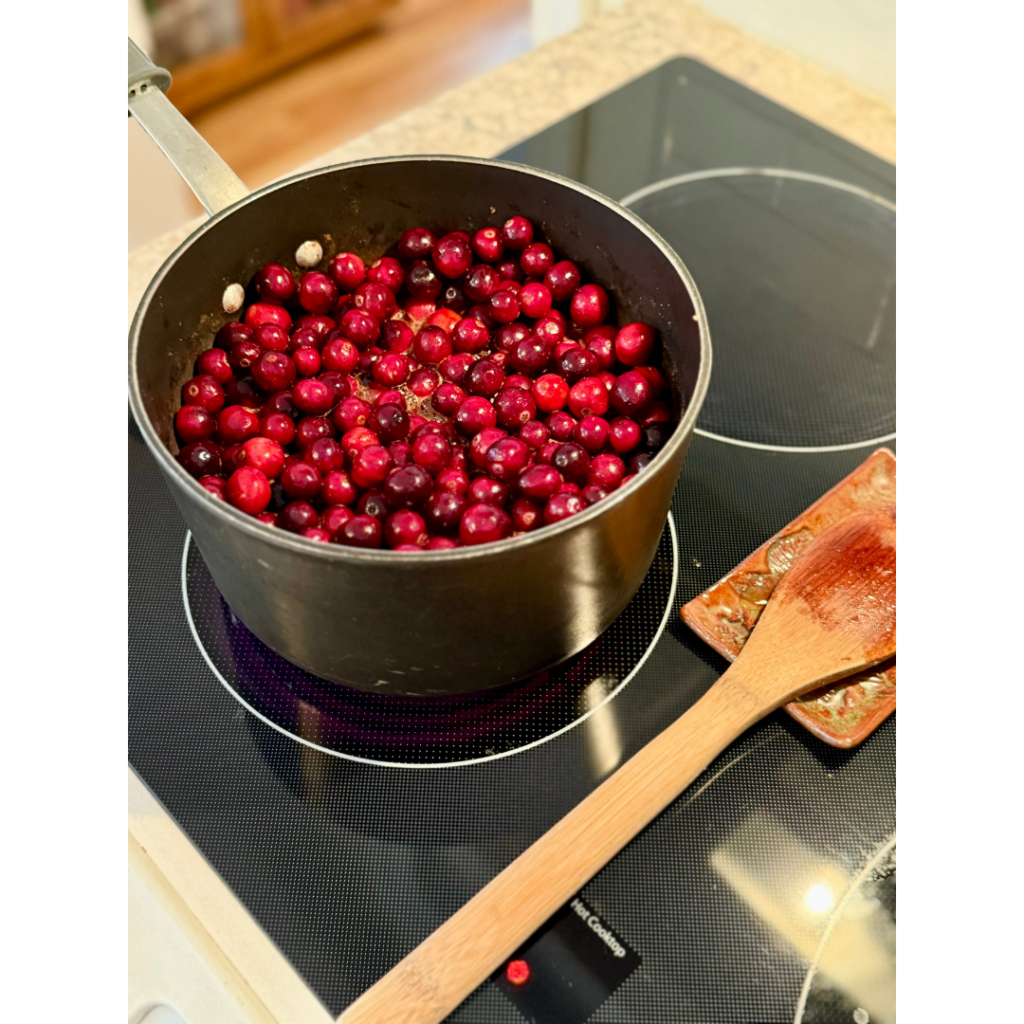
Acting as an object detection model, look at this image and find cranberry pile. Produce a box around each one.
[173,217,674,550]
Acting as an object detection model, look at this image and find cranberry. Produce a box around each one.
[519,282,552,319]
[341,426,380,461]
[463,264,500,302]
[573,415,609,453]
[454,396,498,437]
[432,233,473,279]
[385,510,428,548]
[226,467,271,515]
[599,371,617,392]
[520,242,554,277]
[635,367,668,401]
[222,444,246,474]
[329,252,366,291]
[318,468,355,507]
[532,374,569,413]
[464,304,497,330]
[293,348,321,377]
[585,325,617,370]
[557,348,600,384]
[608,417,642,453]
[215,321,253,350]
[436,467,471,495]
[228,339,262,374]
[177,441,221,478]
[534,316,565,347]
[413,433,451,473]
[317,372,350,404]
[484,436,530,480]
[568,377,609,418]
[370,404,409,443]
[511,497,542,532]
[501,216,534,251]
[337,309,377,349]
[544,492,585,524]
[460,503,511,545]
[292,378,334,416]
[351,445,393,489]
[302,527,331,543]
[215,405,259,445]
[553,442,591,483]
[489,290,520,324]
[611,371,653,417]
[339,515,382,549]
[554,340,580,359]
[428,536,458,550]
[196,347,233,383]
[569,284,610,328]
[406,259,444,301]
[466,359,505,397]
[357,489,391,520]
[244,303,292,332]
[333,397,371,432]
[518,464,562,500]
[643,423,671,450]
[199,475,227,501]
[265,390,299,419]
[376,319,408,352]
[255,323,290,353]
[440,283,469,311]
[411,325,451,365]
[629,452,656,474]
[255,263,296,305]
[519,419,550,448]
[294,314,336,340]
[353,282,395,319]
[451,317,489,353]
[369,353,408,387]
[295,272,336,316]
[537,441,560,465]
[289,327,320,353]
[510,337,551,376]
[278,500,320,533]
[589,452,626,490]
[381,465,431,514]
[469,476,510,507]
[546,411,576,441]
[369,256,404,292]
[615,322,655,366]
[250,351,294,394]
[303,437,342,475]
[495,258,524,283]
[409,368,440,397]
[281,461,322,500]
[256,511,278,526]
[470,427,508,468]
[540,262,577,302]
[494,387,536,429]
[425,490,467,534]
[322,504,354,537]
[505,373,533,391]
[439,353,474,383]
[241,437,285,479]
[397,228,437,264]
[295,416,335,450]
[472,226,505,262]
[318,337,357,375]
[432,383,467,417]
[181,375,225,413]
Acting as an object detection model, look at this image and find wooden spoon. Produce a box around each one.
[340,503,896,1024]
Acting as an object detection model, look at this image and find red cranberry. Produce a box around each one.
[519,282,552,319]
[440,283,469,311]
[495,258,524,283]
[553,442,591,483]
[281,462,322,500]
[305,437,343,474]
[339,309,379,349]
[294,416,335,450]
[370,404,409,443]
[436,468,470,495]
[397,228,437,264]
[469,476,510,507]
[288,327,320,353]
[494,386,536,429]
[510,337,551,376]
[460,503,512,545]
[181,375,225,413]
[338,515,382,549]
[241,437,285,480]
[357,489,391,520]
[463,265,500,303]
[408,368,440,397]
[322,504,354,536]
[585,325,617,370]
[265,390,299,419]
[511,497,542,532]
[341,426,380,461]
[432,383,467,417]
[292,378,334,416]
[454,396,498,437]
[353,282,395,319]
[385,510,428,548]
[608,417,642,453]
[251,351,296,394]
[223,379,261,413]
[611,371,653,416]
[256,512,277,526]
[333,397,371,432]
[384,465,433,509]
[257,412,294,447]
[581,484,608,505]
[428,536,458,550]
[196,347,233,383]
[537,441,560,465]
[615,322,656,366]
[589,453,626,490]
[568,377,609,418]
[635,367,668,401]
[293,348,321,377]
[544,262,581,302]
[629,452,656,474]
[391,440,414,468]
[520,242,554,277]
[413,433,451,473]
[177,441,222,478]
[229,339,262,374]
[489,290,520,323]
[317,371,350,403]
[642,422,671,451]
[557,347,600,384]
[255,263,296,305]
[227,467,271,515]
[533,374,570,414]
[222,444,246,474]
[294,314,336,340]
[519,419,550,448]
[546,411,576,441]
[379,320,411,353]
[301,527,331,542]
[297,272,337,316]
[439,353,474,383]
[599,371,617,392]
[534,316,565,347]
[639,402,671,428]
[451,317,489,353]
[215,321,253,350]
[464,304,497,330]
[554,340,580,359]
[472,226,505,262]
[406,259,444,301]
[432,233,473,279]
[491,325,525,356]
[544,492,585,524]
[351,445,393,489]
[370,353,408,387]
[470,427,508,468]
[518,464,562,500]
[412,325,452,365]
[569,284,610,328]
[573,415,609,453]
[484,437,530,480]
[216,405,259,445]
[278,500,320,533]
[501,216,534,251]
[425,490,467,534]
[244,303,292,332]
[328,252,366,291]
[369,256,404,292]
[466,359,505,397]
[505,373,533,391]
[321,336,359,374]
[199,475,227,501]
[255,323,291,352]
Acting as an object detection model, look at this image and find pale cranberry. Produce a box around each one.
[544,492,585,524]
[534,316,565,347]
[341,426,379,461]
[227,467,271,515]
[241,437,285,479]
[573,415,609,453]
[510,337,551,376]
[177,441,221,478]
[611,371,653,416]
[532,374,569,413]
[557,348,600,384]
[454,396,498,437]
[412,433,451,473]
[589,453,626,490]
[291,378,333,416]
[329,252,365,291]
[544,261,581,302]
[278,501,320,533]
[406,260,443,300]
[614,322,655,366]
[397,228,437,264]
[433,233,473,278]
[294,416,334,450]
[494,386,536,429]
[518,282,552,319]
[546,411,576,442]
[484,437,530,480]
[511,497,542,532]
[517,464,563,500]
[471,226,504,262]
[385,510,427,548]
[199,475,227,501]
[244,302,292,332]
[569,284,610,328]
[460,503,511,545]
[553,442,591,484]
[427,537,458,550]
[629,452,655,474]
[585,326,617,370]
[494,322,530,353]
[568,377,609,418]
[181,375,225,414]
[369,256,404,292]
[470,427,508,468]
[322,504,354,537]
[333,397,371,432]
[373,353,411,387]
[436,467,470,495]
[353,282,395,319]
[216,405,259,445]
[489,290,520,323]
[255,323,290,352]
[469,476,509,507]
[196,347,233,383]
[519,419,550,448]
[432,383,467,416]
[302,527,331,543]
[250,351,294,394]
[501,216,534,251]
[293,348,321,377]
[425,491,467,534]
[440,353,474,383]
[321,470,357,507]
[215,321,253,350]
[255,263,296,305]
[351,445,392,489]
[520,242,554,277]
[495,258,524,283]
[608,417,642,453]
[336,514,380,548]
[450,317,488,353]
[228,340,262,374]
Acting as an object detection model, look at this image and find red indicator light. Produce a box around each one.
[506,959,531,986]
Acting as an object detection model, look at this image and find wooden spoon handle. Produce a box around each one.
[339,671,767,1024]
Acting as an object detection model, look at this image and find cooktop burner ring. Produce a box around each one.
[180,516,679,769]
[694,427,896,454]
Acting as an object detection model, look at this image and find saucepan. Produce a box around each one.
[127,38,712,695]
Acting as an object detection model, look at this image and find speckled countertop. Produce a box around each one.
[127,0,895,324]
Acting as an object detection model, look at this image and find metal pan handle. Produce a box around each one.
[128,37,249,217]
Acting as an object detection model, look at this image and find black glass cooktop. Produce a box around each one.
[129,57,895,1023]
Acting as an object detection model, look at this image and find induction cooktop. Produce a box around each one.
[128,57,896,1023]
